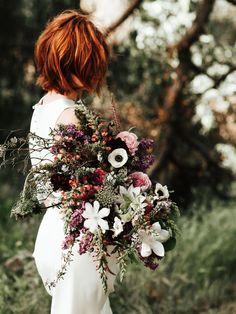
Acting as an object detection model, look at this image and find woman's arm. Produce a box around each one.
[56,106,80,127]
[43,106,80,208]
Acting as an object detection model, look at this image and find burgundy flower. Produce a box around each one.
[50,174,71,191]
[144,253,160,270]
[144,203,154,216]
[106,137,129,152]
[90,168,106,185]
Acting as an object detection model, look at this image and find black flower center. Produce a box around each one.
[115,155,123,162]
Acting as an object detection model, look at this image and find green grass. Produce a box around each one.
[0,198,236,314]
[111,199,236,314]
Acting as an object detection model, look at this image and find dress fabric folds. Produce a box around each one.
[30,95,118,314]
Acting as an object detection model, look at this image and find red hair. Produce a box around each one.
[34,10,109,95]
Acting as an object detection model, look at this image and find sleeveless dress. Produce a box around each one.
[30,94,119,314]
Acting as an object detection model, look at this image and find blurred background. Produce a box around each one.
[0,0,236,313]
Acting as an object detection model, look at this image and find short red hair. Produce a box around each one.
[34,10,109,95]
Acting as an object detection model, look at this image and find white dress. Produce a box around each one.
[30,94,119,314]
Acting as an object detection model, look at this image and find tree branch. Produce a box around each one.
[152,0,216,180]
[164,0,216,113]
[105,0,143,36]
[225,0,236,5]
[168,0,216,54]
[212,66,236,88]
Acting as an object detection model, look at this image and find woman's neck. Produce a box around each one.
[49,89,82,101]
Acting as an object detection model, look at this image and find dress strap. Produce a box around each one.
[32,95,45,109]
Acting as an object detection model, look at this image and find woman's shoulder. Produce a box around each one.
[56,106,79,126]
[31,93,78,135]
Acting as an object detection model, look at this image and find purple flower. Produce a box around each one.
[50,145,59,155]
[66,124,78,133]
[138,138,154,150]
[138,154,155,171]
[78,232,94,254]
[130,138,155,171]
[69,208,84,229]
[81,135,90,144]
[62,234,76,249]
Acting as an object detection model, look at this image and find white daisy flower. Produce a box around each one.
[97,151,103,162]
[61,164,69,172]
[154,183,169,200]
[139,222,170,258]
[105,171,116,184]
[108,148,128,168]
[82,200,110,234]
[112,217,123,237]
[0,145,5,158]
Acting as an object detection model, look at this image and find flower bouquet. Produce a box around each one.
[1,100,180,292]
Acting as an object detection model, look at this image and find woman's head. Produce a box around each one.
[35,10,109,97]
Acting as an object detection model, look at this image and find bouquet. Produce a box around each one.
[1,100,180,292]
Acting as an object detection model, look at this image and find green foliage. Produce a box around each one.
[0,210,50,313]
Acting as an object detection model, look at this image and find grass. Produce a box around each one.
[111,199,236,314]
[0,196,236,314]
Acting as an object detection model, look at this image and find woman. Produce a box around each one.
[30,10,119,314]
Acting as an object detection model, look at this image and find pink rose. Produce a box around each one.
[129,171,152,191]
[116,131,139,156]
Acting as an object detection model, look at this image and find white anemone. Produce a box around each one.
[108,148,128,168]
[154,183,169,200]
[82,200,110,234]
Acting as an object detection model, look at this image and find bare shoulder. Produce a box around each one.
[56,106,80,127]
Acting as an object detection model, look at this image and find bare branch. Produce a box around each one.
[198,66,236,95]
[212,66,236,88]
[152,0,217,181]
[105,0,143,36]
[225,0,236,5]
[163,0,216,114]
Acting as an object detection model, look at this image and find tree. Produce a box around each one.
[103,0,236,208]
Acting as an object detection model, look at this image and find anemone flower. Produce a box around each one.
[108,148,128,168]
[154,183,169,200]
